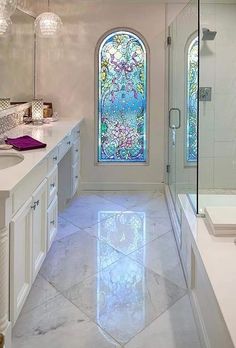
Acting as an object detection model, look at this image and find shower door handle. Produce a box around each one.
[169,108,181,129]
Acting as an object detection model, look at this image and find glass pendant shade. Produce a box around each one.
[0,16,11,36]
[35,12,63,38]
[0,0,17,17]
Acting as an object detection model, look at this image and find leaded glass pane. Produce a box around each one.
[98,31,147,162]
[187,37,198,162]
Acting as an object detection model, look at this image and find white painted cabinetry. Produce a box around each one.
[47,196,58,250]
[9,123,81,327]
[31,179,47,282]
[10,179,47,324]
[10,198,32,325]
[0,119,82,348]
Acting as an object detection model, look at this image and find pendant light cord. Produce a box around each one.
[48,0,50,12]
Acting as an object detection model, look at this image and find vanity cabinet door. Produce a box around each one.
[47,196,58,251]
[32,179,47,282]
[10,198,33,325]
[72,162,80,197]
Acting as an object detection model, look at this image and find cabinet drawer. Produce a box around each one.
[12,159,47,216]
[72,124,80,142]
[58,134,72,161]
[47,196,58,250]
[47,147,58,173]
[47,167,58,206]
[72,162,80,197]
[72,140,80,164]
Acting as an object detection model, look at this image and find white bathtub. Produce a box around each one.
[188,193,236,214]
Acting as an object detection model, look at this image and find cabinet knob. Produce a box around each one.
[77,130,80,134]
[75,149,79,153]
[50,183,55,188]
[31,203,36,210]
[75,175,78,179]
[53,156,58,161]
[50,220,55,225]
[67,141,71,145]
[34,200,40,206]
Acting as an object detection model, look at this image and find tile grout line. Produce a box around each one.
[94,190,163,209]
[124,291,190,346]
[39,273,123,347]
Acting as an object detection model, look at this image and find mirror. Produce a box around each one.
[0,8,35,111]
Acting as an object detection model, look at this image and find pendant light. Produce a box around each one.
[35,0,63,38]
[0,0,16,37]
[0,0,17,17]
[0,15,11,36]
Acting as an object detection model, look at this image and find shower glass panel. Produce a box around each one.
[168,0,199,219]
[198,0,236,214]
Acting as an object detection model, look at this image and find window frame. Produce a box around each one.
[95,28,150,166]
[184,32,198,167]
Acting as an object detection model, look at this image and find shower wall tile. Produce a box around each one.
[199,3,236,189]
[214,141,236,158]
[214,93,236,142]
[199,128,214,158]
[214,157,236,188]
[199,158,214,189]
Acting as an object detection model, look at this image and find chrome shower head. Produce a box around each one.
[202,28,217,41]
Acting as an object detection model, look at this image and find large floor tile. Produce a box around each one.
[129,232,186,288]
[40,230,123,292]
[132,194,170,219]
[85,211,171,255]
[60,192,125,229]
[21,275,59,315]
[125,294,201,348]
[96,191,162,209]
[13,294,121,348]
[64,257,186,345]
[55,216,81,241]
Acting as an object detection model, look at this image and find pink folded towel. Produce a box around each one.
[6,136,47,151]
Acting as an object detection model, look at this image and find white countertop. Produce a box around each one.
[179,194,236,347]
[0,118,83,197]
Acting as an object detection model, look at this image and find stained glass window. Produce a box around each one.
[98,30,147,163]
[187,37,198,162]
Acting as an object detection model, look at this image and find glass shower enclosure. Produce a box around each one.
[167,0,199,218]
[168,0,236,218]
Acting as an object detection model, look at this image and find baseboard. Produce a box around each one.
[80,181,164,192]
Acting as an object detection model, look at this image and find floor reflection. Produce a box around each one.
[98,211,146,254]
[97,257,146,341]
[97,212,146,340]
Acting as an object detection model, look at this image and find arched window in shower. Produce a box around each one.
[186,36,198,163]
[97,30,148,163]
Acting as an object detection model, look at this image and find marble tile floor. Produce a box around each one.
[13,191,202,348]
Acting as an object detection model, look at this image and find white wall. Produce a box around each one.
[199,3,236,190]
[36,1,166,190]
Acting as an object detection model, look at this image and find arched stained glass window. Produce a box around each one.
[97,30,147,163]
[186,36,198,162]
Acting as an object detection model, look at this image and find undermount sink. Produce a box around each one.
[0,152,24,170]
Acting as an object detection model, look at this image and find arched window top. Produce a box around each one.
[186,35,198,163]
[99,30,147,59]
[97,30,148,163]
[188,36,198,65]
